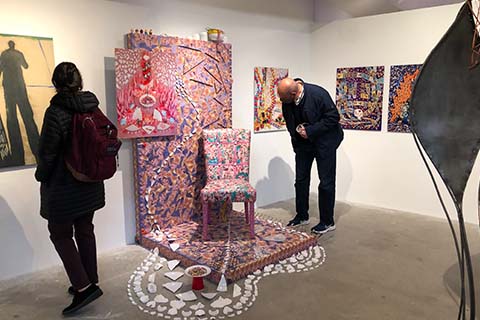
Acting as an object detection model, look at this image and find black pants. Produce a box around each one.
[48,212,98,290]
[295,146,337,225]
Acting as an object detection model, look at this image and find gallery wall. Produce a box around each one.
[0,0,312,280]
[310,3,480,224]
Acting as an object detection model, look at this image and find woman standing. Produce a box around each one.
[35,62,104,315]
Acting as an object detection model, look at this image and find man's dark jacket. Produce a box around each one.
[282,79,343,156]
[35,91,105,223]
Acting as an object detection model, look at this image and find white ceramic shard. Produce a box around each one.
[169,243,180,252]
[142,266,149,272]
[217,274,228,292]
[126,124,140,132]
[233,302,243,310]
[247,275,255,280]
[195,310,206,316]
[145,261,153,267]
[263,272,271,276]
[170,300,186,310]
[143,125,155,134]
[154,294,168,304]
[167,260,180,271]
[140,295,150,304]
[245,284,253,291]
[279,259,287,265]
[167,308,178,316]
[296,253,304,261]
[154,263,163,271]
[297,264,305,269]
[147,283,157,294]
[134,280,142,286]
[240,296,249,304]
[190,302,205,310]
[146,301,156,309]
[275,265,283,271]
[305,261,313,267]
[209,309,220,316]
[223,306,233,314]
[264,234,286,242]
[182,310,192,317]
[136,271,145,276]
[176,290,197,302]
[153,109,163,121]
[134,286,142,293]
[159,257,167,263]
[163,282,183,293]
[153,247,160,255]
[289,257,297,263]
[233,284,241,298]
[236,310,243,315]
[133,107,142,120]
[148,273,156,283]
[211,297,232,309]
[157,305,167,312]
[244,291,252,298]
[253,270,262,276]
[165,271,184,281]
[312,258,319,264]
[201,292,217,300]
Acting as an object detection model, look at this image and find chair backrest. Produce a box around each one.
[203,128,251,181]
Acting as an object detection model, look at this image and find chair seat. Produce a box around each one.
[201,179,256,203]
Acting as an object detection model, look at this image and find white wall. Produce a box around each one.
[310,3,480,224]
[0,0,312,280]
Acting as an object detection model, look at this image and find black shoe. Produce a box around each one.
[311,222,336,235]
[62,284,103,315]
[287,215,310,227]
[68,286,76,295]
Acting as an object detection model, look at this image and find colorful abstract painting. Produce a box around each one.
[115,48,178,138]
[253,67,288,132]
[0,34,55,168]
[336,66,384,131]
[388,64,422,133]
[124,34,232,241]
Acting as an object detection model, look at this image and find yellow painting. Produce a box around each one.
[0,34,55,168]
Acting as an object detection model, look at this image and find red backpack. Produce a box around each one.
[65,108,122,182]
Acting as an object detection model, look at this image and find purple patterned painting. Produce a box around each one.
[126,33,233,241]
[336,66,384,131]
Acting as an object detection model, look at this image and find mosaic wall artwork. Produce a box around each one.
[0,34,55,168]
[253,67,288,133]
[123,33,232,241]
[388,64,422,133]
[335,66,384,131]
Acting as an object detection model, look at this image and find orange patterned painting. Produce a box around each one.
[388,64,422,133]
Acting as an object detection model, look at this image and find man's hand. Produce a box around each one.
[299,127,308,139]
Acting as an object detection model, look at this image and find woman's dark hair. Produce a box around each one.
[52,62,83,93]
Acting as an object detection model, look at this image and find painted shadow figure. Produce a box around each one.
[0,40,39,166]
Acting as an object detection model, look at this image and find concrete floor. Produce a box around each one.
[1,199,479,320]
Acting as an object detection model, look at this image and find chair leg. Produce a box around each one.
[244,202,249,223]
[249,202,255,239]
[202,200,209,241]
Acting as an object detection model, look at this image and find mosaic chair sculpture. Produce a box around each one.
[201,128,256,240]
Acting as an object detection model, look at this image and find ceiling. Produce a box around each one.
[108,0,465,26]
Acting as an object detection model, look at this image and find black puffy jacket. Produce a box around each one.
[35,91,105,223]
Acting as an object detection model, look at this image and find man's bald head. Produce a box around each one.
[277,78,299,104]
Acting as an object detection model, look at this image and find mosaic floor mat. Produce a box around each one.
[140,210,317,283]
